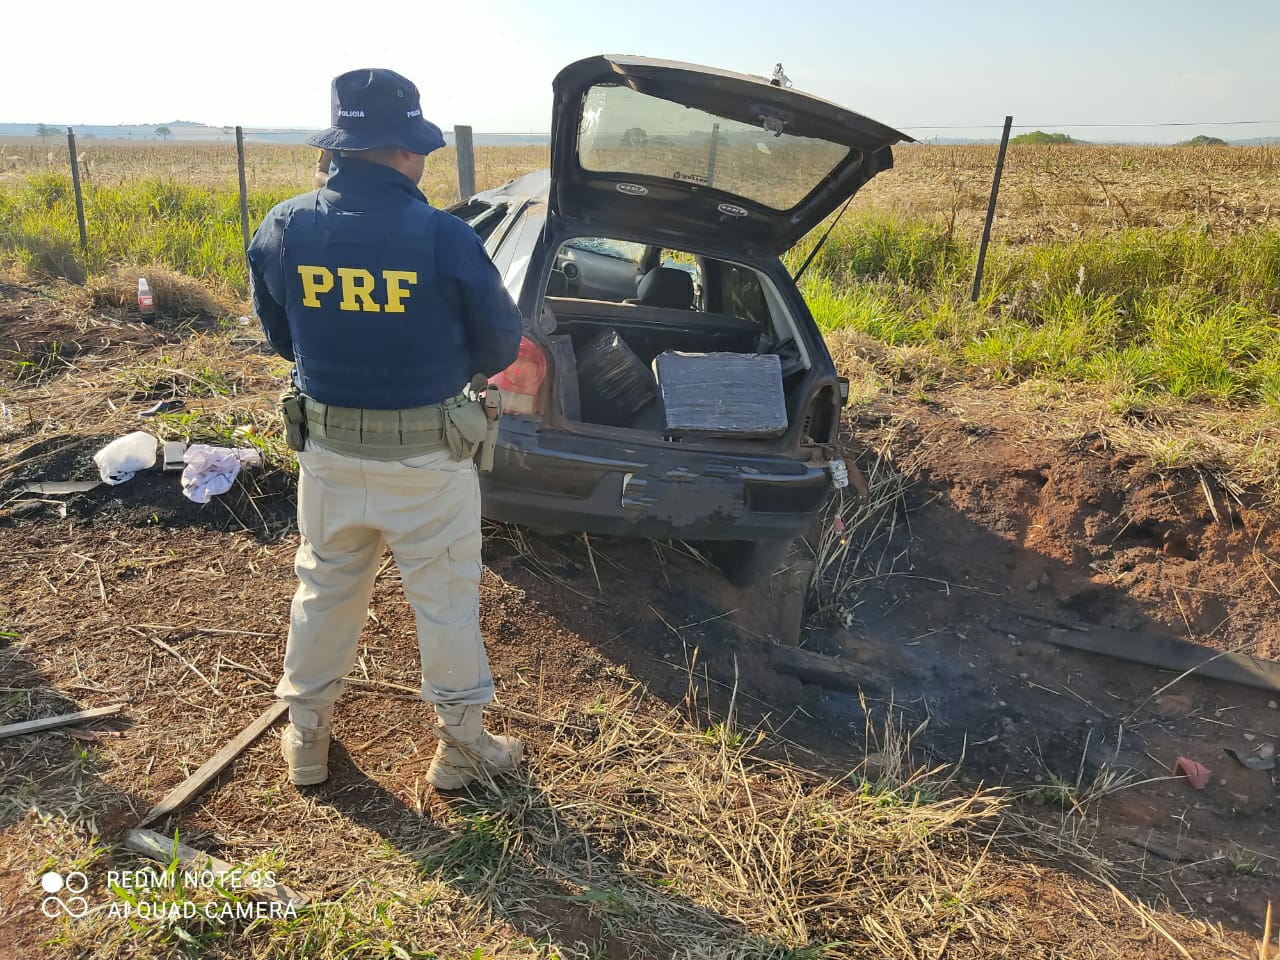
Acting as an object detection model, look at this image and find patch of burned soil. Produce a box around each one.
[3,433,115,484]
[812,392,1280,929]
[1,433,296,536]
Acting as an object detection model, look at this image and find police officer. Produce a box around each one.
[247,68,524,791]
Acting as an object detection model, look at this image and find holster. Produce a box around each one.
[478,387,502,472]
[280,392,308,452]
[441,395,490,462]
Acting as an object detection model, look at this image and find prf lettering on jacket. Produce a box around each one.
[296,266,418,313]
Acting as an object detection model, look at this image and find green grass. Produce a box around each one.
[790,217,1280,410]
[2,170,1278,411]
[0,173,291,293]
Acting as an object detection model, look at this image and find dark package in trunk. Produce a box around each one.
[546,334,582,421]
[653,351,788,438]
[576,329,657,426]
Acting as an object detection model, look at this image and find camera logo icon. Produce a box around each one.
[40,871,89,918]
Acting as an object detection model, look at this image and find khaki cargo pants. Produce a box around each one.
[275,442,493,728]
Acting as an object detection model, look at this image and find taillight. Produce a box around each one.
[491,336,547,415]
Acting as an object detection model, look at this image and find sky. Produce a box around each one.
[3,0,1278,143]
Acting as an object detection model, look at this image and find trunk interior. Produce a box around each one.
[542,296,802,438]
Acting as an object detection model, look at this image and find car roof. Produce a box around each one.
[473,168,550,204]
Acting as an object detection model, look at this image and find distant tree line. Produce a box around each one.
[33,122,175,142]
[1010,131,1077,145]
[1008,130,1233,147]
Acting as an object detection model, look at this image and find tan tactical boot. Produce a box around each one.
[281,707,332,786]
[426,704,523,790]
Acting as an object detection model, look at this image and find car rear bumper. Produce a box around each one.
[479,419,832,540]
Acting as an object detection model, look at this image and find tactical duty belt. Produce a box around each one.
[302,397,452,461]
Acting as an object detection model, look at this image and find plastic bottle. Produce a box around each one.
[137,277,156,324]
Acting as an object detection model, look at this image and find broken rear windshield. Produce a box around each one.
[577,84,851,212]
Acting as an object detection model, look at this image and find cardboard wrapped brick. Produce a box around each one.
[653,351,788,437]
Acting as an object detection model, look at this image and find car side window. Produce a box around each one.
[719,262,771,328]
[471,204,509,245]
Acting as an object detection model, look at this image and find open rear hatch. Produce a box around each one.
[548,55,912,256]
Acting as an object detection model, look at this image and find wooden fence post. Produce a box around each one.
[235,126,251,253]
[66,127,88,255]
[705,122,720,188]
[971,115,1013,303]
[454,125,475,200]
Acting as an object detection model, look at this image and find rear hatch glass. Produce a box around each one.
[578,84,851,212]
[549,56,911,254]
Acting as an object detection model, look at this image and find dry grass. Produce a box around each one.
[86,265,237,321]
[0,140,549,207]
[808,447,911,630]
[1,328,282,444]
[1,139,1275,956]
[2,654,1250,959]
[3,139,1277,243]
[857,143,1280,243]
[0,288,1256,955]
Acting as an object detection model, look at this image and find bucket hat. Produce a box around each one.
[306,68,446,155]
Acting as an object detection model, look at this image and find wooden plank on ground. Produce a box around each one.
[991,619,1280,695]
[769,643,863,692]
[124,827,307,907]
[776,560,815,647]
[0,703,126,740]
[138,700,287,827]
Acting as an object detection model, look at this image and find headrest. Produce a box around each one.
[636,267,693,309]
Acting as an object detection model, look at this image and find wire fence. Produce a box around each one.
[2,117,1278,301]
[10,128,494,263]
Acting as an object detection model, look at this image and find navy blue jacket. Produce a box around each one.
[248,156,522,409]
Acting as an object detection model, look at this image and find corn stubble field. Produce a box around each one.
[1,141,1279,959]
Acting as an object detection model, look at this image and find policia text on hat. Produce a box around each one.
[247,68,524,790]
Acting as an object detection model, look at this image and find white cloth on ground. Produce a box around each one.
[181,444,262,503]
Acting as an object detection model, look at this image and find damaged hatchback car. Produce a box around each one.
[457,55,910,583]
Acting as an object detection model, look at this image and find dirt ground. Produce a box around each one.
[2,280,1279,957]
